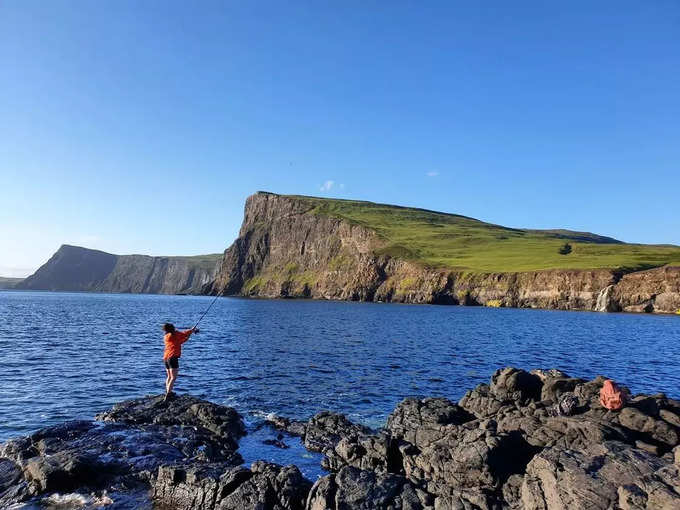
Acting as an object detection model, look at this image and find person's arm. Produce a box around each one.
[179,328,199,343]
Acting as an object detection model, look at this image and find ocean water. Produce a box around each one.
[1,290,679,478]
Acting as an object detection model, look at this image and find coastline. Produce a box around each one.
[5,288,680,317]
[2,367,679,509]
[209,193,680,316]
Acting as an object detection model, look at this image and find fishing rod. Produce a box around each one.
[192,292,221,330]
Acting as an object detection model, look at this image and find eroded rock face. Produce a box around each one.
[612,266,680,314]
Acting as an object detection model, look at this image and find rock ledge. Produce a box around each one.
[1,369,679,509]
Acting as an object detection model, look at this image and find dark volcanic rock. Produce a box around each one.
[0,394,245,508]
[307,466,426,510]
[308,367,680,509]
[267,415,309,437]
[489,368,543,403]
[0,457,29,507]
[324,431,398,474]
[153,461,311,510]
[298,411,398,475]
[521,441,673,510]
[96,393,246,453]
[2,369,680,509]
[303,411,373,453]
[386,397,475,448]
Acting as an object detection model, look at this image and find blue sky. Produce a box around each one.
[1,1,678,277]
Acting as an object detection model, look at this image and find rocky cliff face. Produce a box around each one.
[211,192,680,313]
[17,245,221,295]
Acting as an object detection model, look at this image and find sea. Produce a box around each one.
[1,290,679,480]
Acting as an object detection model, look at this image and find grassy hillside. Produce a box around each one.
[291,195,680,272]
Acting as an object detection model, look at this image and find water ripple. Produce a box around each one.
[1,290,679,450]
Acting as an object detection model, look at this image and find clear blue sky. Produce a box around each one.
[1,1,678,277]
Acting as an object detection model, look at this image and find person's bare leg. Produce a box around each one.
[165,368,171,394]
[167,368,179,395]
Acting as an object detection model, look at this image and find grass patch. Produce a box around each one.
[329,253,353,271]
[398,277,418,292]
[243,276,266,294]
[284,262,299,275]
[285,195,680,273]
[170,254,222,271]
[290,270,318,287]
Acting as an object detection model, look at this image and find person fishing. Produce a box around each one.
[162,323,199,401]
[161,293,220,401]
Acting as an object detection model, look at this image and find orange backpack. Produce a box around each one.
[599,380,625,410]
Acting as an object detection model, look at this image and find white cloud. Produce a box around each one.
[320,180,335,192]
[426,171,439,177]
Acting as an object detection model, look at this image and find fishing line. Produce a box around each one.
[192,292,221,330]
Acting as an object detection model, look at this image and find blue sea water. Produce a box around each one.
[1,290,679,479]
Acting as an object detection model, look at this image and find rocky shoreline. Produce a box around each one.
[2,368,679,509]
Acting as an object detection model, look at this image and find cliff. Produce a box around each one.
[209,192,680,313]
[17,245,221,295]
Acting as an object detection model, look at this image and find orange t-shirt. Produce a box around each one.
[163,330,192,360]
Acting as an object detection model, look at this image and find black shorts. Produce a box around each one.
[164,357,179,369]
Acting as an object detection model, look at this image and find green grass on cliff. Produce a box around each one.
[286,195,680,273]
[170,254,222,271]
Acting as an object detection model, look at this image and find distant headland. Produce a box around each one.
[8,192,680,314]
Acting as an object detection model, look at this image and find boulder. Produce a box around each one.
[0,458,30,507]
[539,377,584,402]
[267,415,308,437]
[616,406,679,451]
[458,384,510,419]
[303,411,372,453]
[489,368,543,403]
[324,431,397,474]
[386,398,474,447]
[521,441,669,510]
[0,395,245,507]
[23,450,103,492]
[306,466,425,510]
[96,393,245,449]
[154,461,311,510]
[617,464,680,509]
[401,420,538,505]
